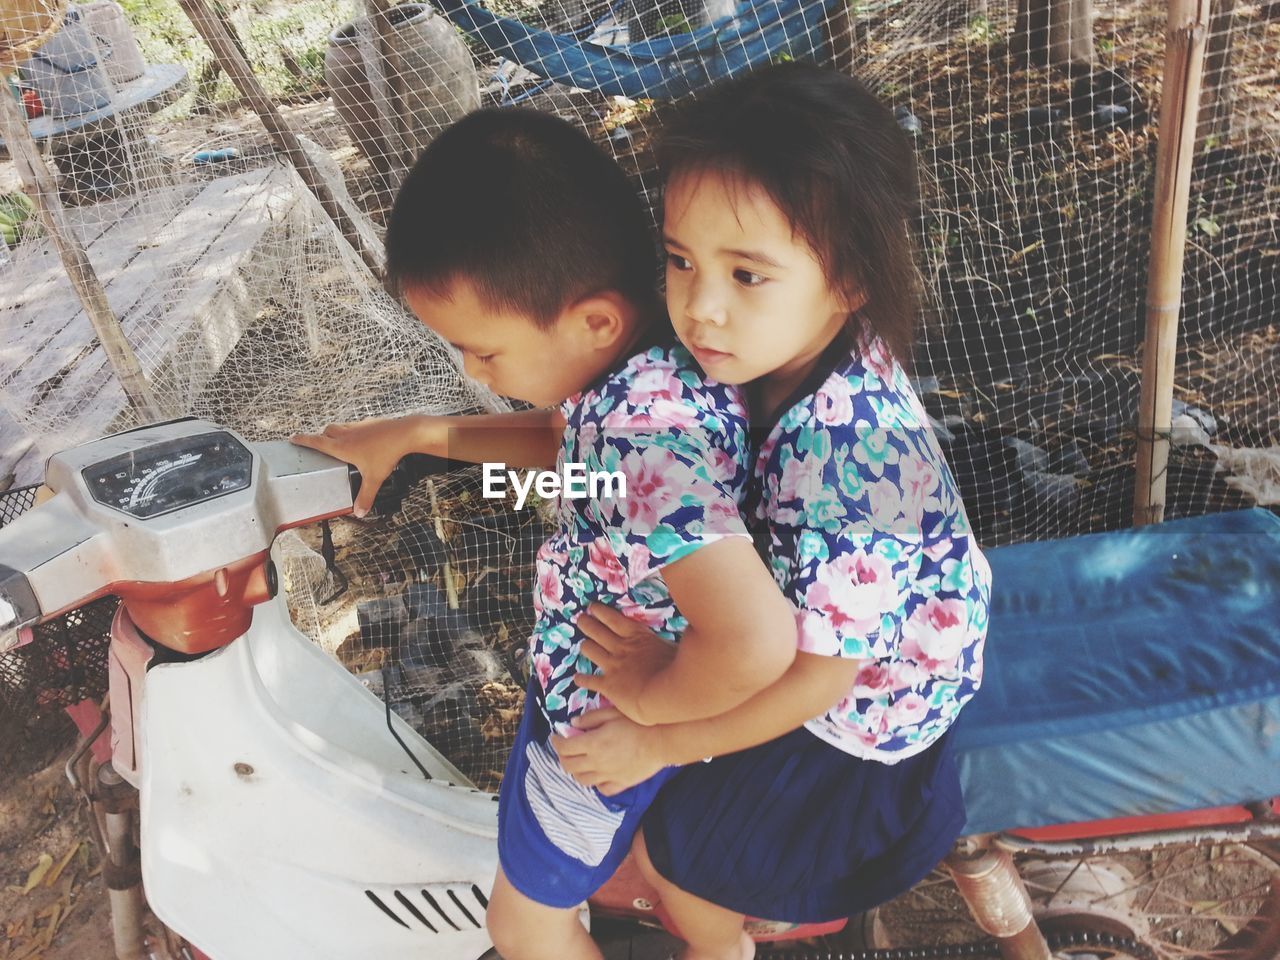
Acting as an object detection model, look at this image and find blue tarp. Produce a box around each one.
[954,508,1280,835]
[433,0,833,99]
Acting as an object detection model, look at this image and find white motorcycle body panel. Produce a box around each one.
[139,592,499,960]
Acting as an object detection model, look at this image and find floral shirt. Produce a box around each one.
[754,340,990,762]
[531,343,752,737]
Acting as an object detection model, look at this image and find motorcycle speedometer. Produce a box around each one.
[83,431,253,519]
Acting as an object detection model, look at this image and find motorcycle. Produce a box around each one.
[0,416,1277,960]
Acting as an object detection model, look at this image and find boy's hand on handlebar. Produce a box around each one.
[552,708,666,796]
[574,603,676,726]
[292,417,439,517]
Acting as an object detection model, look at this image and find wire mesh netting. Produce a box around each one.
[0,484,117,765]
[278,467,548,789]
[0,0,1277,791]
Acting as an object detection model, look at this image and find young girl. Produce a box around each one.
[554,62,991,960]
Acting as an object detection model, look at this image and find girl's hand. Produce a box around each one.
[552,708,667,796]
[292,416,442,517]
[574,603,676,725]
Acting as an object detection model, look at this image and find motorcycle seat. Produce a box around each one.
[952,507,1280,835]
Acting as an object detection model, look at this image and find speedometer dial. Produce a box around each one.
[83,432,253,519]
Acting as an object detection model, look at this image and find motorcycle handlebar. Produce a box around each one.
[349,453,469,517]
[0,424,475,653]
[0,490,109,653]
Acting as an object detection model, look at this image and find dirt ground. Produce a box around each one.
[0,729,115,960]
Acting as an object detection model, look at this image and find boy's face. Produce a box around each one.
[663,170,852,389]
[405,280,596,408]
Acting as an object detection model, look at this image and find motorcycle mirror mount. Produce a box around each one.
[0,567,40,655]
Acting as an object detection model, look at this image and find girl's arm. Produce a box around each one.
[574,541,797,726]
[556,650,863,795]
[292,408,563,515]
[650,651,861,763]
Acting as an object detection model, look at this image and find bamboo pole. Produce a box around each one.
[175,0,387,282]
[1133,0,1212,526]
[0,71,162,423]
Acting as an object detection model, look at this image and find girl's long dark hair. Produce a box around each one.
[657,61,920,366]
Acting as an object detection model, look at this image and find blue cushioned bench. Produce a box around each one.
[954,508,1280,835]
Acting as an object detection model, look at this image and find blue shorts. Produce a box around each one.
[497,681,676,909]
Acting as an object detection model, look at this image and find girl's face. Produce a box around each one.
[663,169,854,392]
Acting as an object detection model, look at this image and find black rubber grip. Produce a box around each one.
[348,453,468,516]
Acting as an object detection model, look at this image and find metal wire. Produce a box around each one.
[0,484,115,766]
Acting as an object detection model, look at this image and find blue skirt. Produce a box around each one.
[642,726,965,923]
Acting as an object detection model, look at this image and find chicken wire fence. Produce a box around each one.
[0,0,1277,782]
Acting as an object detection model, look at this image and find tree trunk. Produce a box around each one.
[1015,0,1095,69]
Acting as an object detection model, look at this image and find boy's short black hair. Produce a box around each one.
[386,108,658,328]
[657,61,921,366]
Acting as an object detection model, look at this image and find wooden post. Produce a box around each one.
[175,0,387,282]
[0,71,162,423]
[1133,0,1212,526]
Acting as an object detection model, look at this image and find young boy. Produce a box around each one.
[292,108,796,960]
